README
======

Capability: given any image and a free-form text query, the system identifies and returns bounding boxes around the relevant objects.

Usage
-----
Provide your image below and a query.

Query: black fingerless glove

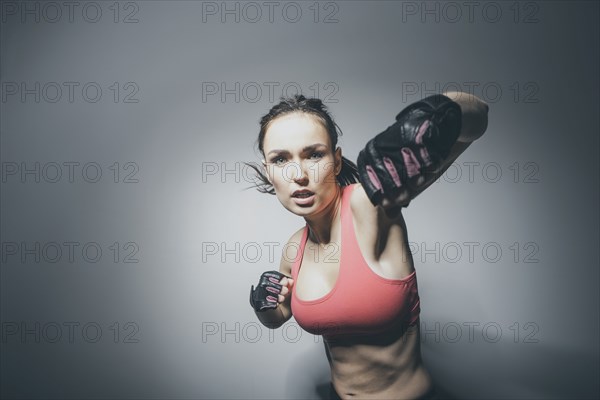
[357,94,462,206]
[249,270,289,312]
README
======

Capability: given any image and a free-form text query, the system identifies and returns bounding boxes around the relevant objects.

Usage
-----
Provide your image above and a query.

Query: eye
[271,156,287,166]
[310,151,324,160]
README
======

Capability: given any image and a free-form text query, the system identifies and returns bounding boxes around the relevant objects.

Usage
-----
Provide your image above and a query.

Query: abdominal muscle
[325,323,433,399]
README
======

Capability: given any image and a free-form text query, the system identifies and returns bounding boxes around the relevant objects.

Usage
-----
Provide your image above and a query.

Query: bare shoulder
[279,226,305,277]
[348,184,411,271]
[350,183,403,229]
[350,183,377,220]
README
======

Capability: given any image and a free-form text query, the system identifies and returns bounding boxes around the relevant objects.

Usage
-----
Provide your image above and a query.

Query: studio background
[1,1,598,399]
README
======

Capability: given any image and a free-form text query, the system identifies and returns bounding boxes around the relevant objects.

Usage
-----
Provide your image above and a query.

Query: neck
[304,185,343,245]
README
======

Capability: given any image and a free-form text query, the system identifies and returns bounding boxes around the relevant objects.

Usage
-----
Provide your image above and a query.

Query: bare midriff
[326,324,433,400]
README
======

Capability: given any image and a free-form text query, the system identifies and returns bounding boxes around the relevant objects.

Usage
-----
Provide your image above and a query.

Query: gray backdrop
[1,1,598,399]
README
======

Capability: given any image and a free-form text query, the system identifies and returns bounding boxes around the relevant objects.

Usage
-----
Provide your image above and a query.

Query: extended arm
[407,91,489,200]
[357,91,489,216]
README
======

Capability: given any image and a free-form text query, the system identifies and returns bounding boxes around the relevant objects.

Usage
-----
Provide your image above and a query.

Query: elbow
[258,319,288,330]
[255,309,287,330]
[263,321,284,329]
[455,95,490,143]
[476,102,490,140]
[463,109,489,142]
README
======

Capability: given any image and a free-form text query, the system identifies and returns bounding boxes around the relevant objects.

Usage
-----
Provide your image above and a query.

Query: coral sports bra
[291,183,421,339]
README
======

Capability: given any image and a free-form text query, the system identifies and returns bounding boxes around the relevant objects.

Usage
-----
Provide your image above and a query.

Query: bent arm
[254,231,298,329]
[254,272,292,329]
[255,300,291,329]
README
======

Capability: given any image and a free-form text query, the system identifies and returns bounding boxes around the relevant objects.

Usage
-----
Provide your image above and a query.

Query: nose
[288,161,308,184]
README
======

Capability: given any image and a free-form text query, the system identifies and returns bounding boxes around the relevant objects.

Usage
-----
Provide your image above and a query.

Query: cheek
[315,159,337,183]
[269,168,294,191]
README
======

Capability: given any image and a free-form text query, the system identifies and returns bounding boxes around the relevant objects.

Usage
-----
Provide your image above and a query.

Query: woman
[248,93,489,399]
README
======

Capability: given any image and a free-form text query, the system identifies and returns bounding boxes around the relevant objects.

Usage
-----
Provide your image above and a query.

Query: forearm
[358,91,489,211]
[254,305,289,329]
[409,140,471,200]
[409,92,488,200]
[443,91,489,143]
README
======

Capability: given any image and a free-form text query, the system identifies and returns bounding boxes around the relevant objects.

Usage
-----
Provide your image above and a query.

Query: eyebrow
[267,143,328,157]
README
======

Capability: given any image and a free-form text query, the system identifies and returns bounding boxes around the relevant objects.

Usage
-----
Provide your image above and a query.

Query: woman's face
[262,112,342,217]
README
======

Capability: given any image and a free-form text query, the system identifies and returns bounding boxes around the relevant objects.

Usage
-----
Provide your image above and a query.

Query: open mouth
[292,190,314,198]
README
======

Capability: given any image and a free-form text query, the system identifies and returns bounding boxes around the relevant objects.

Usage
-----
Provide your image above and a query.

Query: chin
[285,199,319,216]
[286,203,314,216]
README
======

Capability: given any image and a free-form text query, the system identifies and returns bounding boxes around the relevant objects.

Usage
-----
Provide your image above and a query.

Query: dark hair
[245,94,359,195]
